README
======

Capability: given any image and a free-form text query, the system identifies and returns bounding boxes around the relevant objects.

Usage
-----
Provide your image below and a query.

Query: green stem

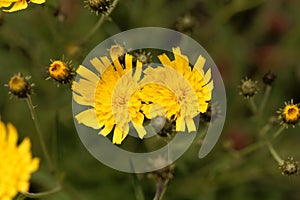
[273,126,285,139]
[132,174,145,200]
[26,96,55,173]
[22,184,62,199]
[153,179,170,200]
[81,0,120,45]
[259,85,272,113]
[267,142,284,165]
[258,124,271,138]
[237,141,266,157]
[248,98,258,114]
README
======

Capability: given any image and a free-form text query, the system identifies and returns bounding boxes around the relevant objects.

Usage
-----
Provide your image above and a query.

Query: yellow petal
[0,120,6,143]
[199,103,209,113]
[125,54,133,73]
[112,53,123,75]
[204,68,211,83]
[112,125,126,144]
[0,1,13,8]
[175,116,185,132]
[172,47,189,73]
[206,80,214,91]
[90,57,106,76]
[73,93,94,107]
[158,54,172,67]
[194,55,205,75]
[30,0,45,4]
[3,0,27,12]
[75,109,101,129]
[133,60,142,82]
[132,121,146,139]
[7,123,18,147]
[99,56,111,70]
[29,157,40,171]
[72,78,97,98]
[99,124,114,136]
[18,137,30,154]
[76,65,100,86]
[185,116,196,132]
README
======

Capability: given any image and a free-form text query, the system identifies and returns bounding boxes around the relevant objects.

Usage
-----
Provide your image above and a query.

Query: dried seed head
[263,71,276,85]
[175,13,197,34]
[85,0,111,15]
[280,157,298,176]
[134,50,152,64]
[239,77,259,98]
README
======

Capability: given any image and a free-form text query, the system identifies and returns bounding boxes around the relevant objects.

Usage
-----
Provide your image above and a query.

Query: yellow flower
[140,47,213,132]
[0,120,39,200]
[72,52,146,144]
[0,0,45,12]
[47,60,75,85]
[278,100,300,128]
[6,73,33,98]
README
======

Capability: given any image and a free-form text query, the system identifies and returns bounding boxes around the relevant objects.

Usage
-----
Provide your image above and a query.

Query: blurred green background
[1,0,300,199]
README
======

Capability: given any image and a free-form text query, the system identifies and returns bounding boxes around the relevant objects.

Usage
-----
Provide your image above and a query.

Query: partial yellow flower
[72,52,146,144]
[0,120,39,200]
[140,47,213,132]
[0,0,45,12]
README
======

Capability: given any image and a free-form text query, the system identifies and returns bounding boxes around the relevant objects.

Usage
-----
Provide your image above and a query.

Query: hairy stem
[26,96,55,173]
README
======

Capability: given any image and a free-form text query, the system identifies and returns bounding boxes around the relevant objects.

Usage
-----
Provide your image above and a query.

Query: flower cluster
[72,47,213,144]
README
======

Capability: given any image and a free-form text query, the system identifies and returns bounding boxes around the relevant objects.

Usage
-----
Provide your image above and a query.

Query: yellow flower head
[72,50,146,144]
[47,60,75,85]
[278,99,300,128]
[0,120,39,200]
[0,0,45,12]
[140,47,213,132]
[6,73,33,98]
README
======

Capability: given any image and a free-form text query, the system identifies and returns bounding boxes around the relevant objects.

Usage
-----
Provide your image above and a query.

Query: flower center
[9,76,26,92]
[49,61,68,79]
[288,107,297,117]
[284,105,299,121]
[116,96,127,106]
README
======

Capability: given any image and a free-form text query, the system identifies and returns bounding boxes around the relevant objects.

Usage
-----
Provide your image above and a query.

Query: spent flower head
[5,73,34,98]
[47,59,75,85]
[277,99,300,128]
[263,71,276,85]
[0,119,40,200]
[85,0,111,15]
[175,13,198,34]
[239,77,259,98]
[133,49,152,64]
[279,157,298,176]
